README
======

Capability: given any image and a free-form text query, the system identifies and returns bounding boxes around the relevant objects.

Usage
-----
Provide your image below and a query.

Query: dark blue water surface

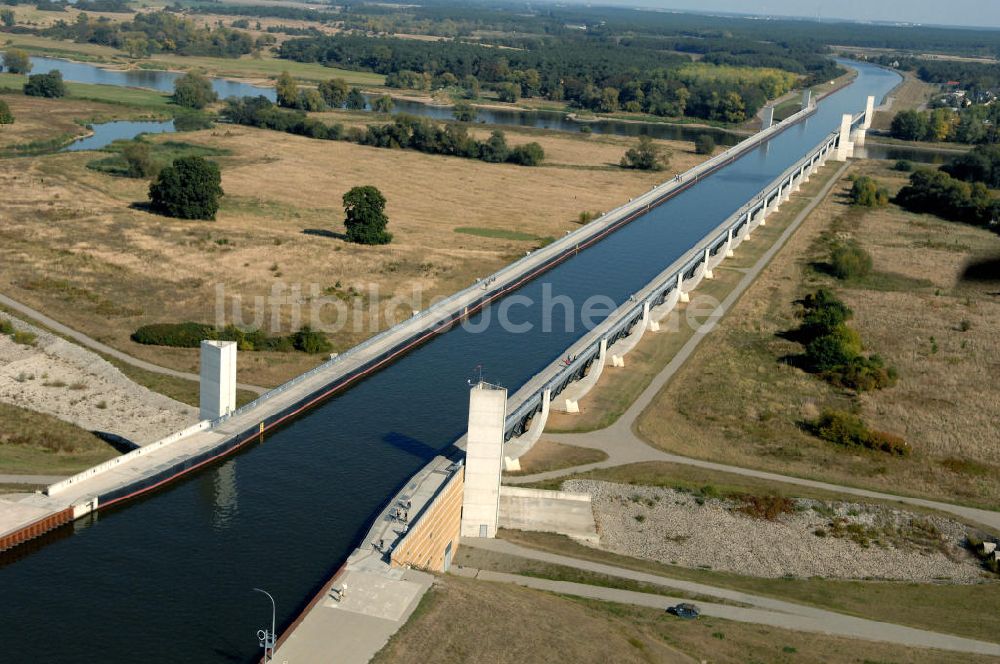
[0,62,899,663]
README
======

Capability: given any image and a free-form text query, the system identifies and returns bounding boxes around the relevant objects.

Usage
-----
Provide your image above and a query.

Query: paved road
[506,162,1000,534]
[461,538,1000,658]
[0,293,267,394]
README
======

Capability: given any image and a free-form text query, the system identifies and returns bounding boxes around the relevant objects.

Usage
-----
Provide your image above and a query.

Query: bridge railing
[504,124,843,436]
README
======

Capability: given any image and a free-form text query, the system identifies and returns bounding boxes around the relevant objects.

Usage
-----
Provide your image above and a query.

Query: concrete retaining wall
[498,486,598,544]
[391,469,464,572]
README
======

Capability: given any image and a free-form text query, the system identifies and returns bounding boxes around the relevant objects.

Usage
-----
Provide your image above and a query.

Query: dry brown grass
[371,573,995,664]
[506,439,608,476]
[0,402,118,475]
[636,160,1000,509]
[0,99,701,387]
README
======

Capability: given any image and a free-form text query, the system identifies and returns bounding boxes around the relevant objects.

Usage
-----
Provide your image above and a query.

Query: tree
[372,94,394,113]
[2,48,31,75]
[172,70,217,110]
[495,82,520,103]
[620,136,667,171]
[343,185,391,245]
[296,89,325,111]
[23,71,66,98]
[122,141,157,178]
[275,71,298,108]
[452,101,477,122]
[829,241,873,280]
[478,130,509,163]
[148,156,224,220]
[508,142,544,166]
[0,99,12,125]
[694,134,715,155]
[890,110,928,141]
[849,176,889,207]
[345,87,367,110]
[318,78,348,107]
[1,8,15,27]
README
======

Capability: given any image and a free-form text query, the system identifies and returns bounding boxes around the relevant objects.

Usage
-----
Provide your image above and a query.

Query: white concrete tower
[862,95,876,130]
[834,114,854,161]
[761,106,775,130]
[801,89,813,110]
[199,340,237,421]
[460,381,508,538]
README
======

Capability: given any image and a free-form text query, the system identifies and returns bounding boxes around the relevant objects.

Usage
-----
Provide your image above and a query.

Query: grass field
[0,73,173,111]
[506,439,609,476]
[0,402,118,475]
[371,573,996,664]
[497,529,1000,644]
[0,95,706,387]
[634,160,1000,509]
[871,71,937,131]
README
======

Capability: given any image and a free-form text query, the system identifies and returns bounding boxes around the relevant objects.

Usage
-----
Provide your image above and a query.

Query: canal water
[0,63,900,662]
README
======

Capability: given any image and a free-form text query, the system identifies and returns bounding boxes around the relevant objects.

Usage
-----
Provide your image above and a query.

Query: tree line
[42,10,269,58]
[277,33,797,123]
[220,95,545,166]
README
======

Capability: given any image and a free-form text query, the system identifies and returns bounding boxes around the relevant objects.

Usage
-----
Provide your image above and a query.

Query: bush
[131,322,214,347]
[508,142,545,166]
[824,354,897,392]
[2,48,31,74]
[172,109,214,132]
[292,326,332,354]
[621,135,667,171]
[849,176,889,207]
[0,99,12,125]
[829,241,873,280]
[148,155,223,220]
[893,159,913,172]
[23,71,67,98]
[172,71,217,109]
[808,409,909,456]
[737,493,795,521]
[121,142,158,178]
[895,168,999,229]
[694,134,716,155]
[452,101,477,122]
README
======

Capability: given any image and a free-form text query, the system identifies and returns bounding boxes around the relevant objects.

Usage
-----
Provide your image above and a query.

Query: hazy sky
[610,0,1000,28]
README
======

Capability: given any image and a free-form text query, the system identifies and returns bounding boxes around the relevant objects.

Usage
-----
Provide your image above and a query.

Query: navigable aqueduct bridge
[0,62,902,663]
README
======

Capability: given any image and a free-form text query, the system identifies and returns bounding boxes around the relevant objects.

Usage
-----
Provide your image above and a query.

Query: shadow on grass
[961,256,1000,285]
[302,228,347,240]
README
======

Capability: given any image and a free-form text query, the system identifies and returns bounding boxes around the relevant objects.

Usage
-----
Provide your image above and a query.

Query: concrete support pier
[801,89,813,110]
[761,105,774,130]
[460,382,507,538]
[199,340,236,421]
[835,113,854,161]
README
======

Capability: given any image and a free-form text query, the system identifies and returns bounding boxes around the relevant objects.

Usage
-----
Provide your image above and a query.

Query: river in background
[0,62,901,663]
[21,54,960,160]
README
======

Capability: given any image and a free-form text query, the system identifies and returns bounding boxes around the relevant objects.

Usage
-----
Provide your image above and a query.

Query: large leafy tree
[318,78,349,107]
[2,48,31,74]
[275,71,298,108]
[148,156,224,220]
[23,71,67,98]
[172,71,217,109]
[343,185,392,245]
[620,135,668,171]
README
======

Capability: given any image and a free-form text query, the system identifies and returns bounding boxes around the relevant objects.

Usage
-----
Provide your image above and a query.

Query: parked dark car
[667,603,700,619]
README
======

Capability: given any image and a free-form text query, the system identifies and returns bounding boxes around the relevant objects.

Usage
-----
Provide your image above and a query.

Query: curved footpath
[0,293,267,394]
[459,538,1000,657]
[505,162,1000,534]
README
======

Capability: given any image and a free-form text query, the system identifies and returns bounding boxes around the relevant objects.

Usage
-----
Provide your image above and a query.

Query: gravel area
[0,313,197,445]
[565,479,986,583]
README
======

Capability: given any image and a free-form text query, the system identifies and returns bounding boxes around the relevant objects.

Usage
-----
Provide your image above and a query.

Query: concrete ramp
[498,486,598,544]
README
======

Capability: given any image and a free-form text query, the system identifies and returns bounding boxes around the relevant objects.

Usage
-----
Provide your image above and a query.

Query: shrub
[2,48,31,74]
[172,70,217,109]
[0,99,12,125]
[292,326,332,354]
[508,142,545,166]
[452,101,477,122]
[829,241,873,280]
[122,142,158,178]
[621,135,667,171]
[148,155,223,220]
[172,109,214,131]
[131,322,215,347]
[694,134,716,155]
[12,330,36,346]
[824,354,897,391]
[24,71,67,98]
[808,409,909,456]
[0,319,13,335]
[737,493,796,521]
[893,159,913,172]
[849,176,889,207]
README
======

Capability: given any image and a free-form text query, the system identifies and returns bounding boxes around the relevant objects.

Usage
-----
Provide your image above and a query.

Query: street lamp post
[253,588,276,662]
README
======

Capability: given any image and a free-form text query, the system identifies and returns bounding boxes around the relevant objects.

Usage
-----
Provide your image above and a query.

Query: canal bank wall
[0,95,825,554]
